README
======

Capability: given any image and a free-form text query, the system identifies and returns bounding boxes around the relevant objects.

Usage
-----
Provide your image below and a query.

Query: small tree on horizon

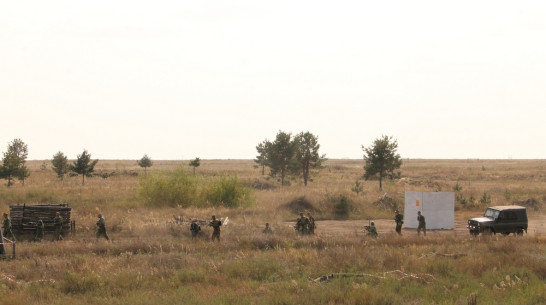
[362,135,402,190]
[137,154,153,175]
[0,138,29,187]
[51,151,69,183]
[70,149,99,186]
[189,157,200,175]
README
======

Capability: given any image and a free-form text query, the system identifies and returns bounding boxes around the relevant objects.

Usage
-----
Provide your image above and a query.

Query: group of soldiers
[291,209,426,238]
[295,212,316,235]
[392,209,426,236]
[2,209,428,244]
[1,212,110,242]
[189,215,223,241]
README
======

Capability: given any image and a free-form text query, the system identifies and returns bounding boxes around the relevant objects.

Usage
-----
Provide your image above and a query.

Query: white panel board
[404,191,454,230]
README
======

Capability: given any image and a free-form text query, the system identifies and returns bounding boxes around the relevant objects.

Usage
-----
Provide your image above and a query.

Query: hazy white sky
[1,1,545,160]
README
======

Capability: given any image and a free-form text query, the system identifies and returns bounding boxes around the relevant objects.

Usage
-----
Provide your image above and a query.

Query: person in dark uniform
[190,219,201,238]
[96,213,110,240]
[394,210,403,235]
[54,212,63,241]
[209,215,222,242]
[417,211,426,236]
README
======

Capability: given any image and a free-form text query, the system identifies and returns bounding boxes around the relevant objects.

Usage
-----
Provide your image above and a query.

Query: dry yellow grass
[0,159,544,304]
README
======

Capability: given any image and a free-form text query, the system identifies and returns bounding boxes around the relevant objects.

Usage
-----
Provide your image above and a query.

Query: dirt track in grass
[287,214,546,238]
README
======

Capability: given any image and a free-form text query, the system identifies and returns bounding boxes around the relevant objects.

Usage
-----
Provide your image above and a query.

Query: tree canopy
[51,151,69,182]
[70,150,99,186]
[266,131,295,186]
[0,138,29,186]
[362,135,402,190]
[256,130,325,186]
[137,154,153,174]
[189,157,200,175]
[254,140,271,176]
[293,131,327,186]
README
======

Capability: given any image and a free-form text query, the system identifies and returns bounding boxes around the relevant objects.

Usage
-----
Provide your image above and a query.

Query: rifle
[363,218,371,233]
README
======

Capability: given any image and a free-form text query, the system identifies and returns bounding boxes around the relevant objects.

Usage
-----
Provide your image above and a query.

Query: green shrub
[456,193,467,205]
[453,182,462,192]
[138,168,197,207]
[204,176,252,208]
[351,180,364,195]
[480,191,491,204]
[333,195,351,218]
[138,170,252,208]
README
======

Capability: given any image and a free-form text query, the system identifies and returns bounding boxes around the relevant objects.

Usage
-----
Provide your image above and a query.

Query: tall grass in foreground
[1,228,545,305]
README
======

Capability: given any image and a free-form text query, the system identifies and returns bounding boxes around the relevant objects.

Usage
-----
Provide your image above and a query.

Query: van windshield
[484,208,499,219]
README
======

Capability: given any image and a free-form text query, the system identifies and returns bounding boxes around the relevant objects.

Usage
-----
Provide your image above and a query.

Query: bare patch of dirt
[288,214,546,237]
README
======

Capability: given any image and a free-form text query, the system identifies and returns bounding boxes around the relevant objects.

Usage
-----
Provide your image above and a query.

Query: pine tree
[362,135,402,190]
[51,151,69,183]
[0,138,29,187]
[137,154,153,175]
[70,150,99,186]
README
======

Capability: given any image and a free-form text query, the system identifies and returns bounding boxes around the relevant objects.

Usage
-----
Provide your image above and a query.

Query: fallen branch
[1,273,55,285]
[419,252,467,259]
[313,270,436,284]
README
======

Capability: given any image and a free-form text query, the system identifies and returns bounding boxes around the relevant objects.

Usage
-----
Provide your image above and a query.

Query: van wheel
[501,232,510,236]
[516,228,524,236]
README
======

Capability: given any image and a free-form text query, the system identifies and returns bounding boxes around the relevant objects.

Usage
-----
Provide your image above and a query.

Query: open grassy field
[0,159,545,305]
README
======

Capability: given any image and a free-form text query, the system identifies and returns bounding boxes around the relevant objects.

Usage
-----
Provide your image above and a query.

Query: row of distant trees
[0,138,101,186]
[1,134,402,190]
[0,138,202,187]
[255,131,402,189]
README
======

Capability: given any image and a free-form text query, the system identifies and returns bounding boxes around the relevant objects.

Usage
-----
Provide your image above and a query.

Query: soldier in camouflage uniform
[2,213,15,241]
[417,211,426,236]
[35,219,45,242]
[394,210,403,235]
[190,219,201,238]
[307,213,316,234]
[263,223,273,234]
[209,215,222,242]
[54,212,63,240]
[366,222,378,238]
[96,213,110,240]
[295,213,309,235]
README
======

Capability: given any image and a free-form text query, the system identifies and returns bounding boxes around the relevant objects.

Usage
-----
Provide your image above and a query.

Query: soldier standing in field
[295,212,309,235]
[307,213,316,234]
[417,211,426,236]
[394,210,403,235]
[54,212,63,240]
[190,219,201,238]
[96,213,110,240]
[35,219,45,242]
[2,213,15,242]
[209,215,222,242]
